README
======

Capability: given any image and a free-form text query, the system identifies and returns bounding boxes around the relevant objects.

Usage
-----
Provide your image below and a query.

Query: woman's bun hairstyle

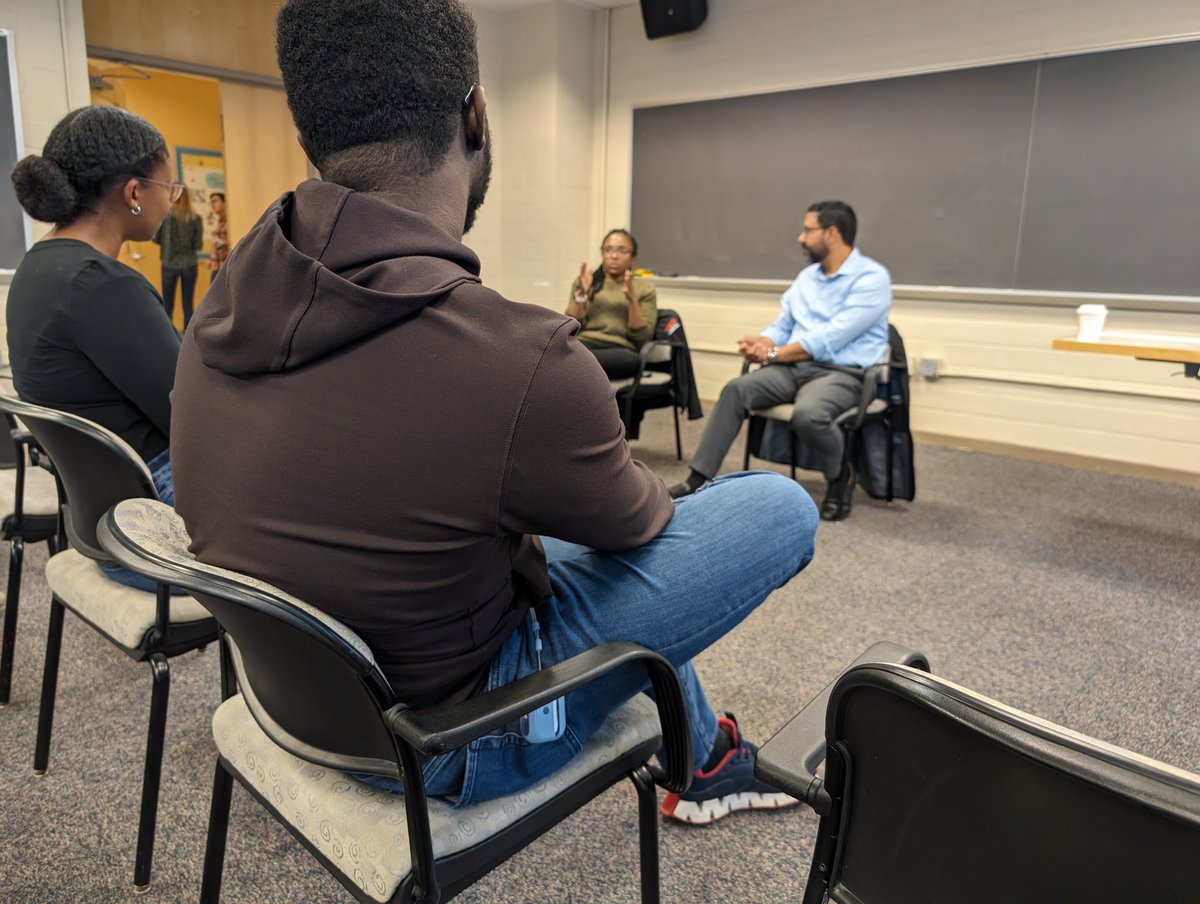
[10,105,167,226]
[11,155,78,224]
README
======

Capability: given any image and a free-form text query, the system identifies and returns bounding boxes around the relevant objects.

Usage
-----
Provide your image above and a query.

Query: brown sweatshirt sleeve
[499,320,673,551]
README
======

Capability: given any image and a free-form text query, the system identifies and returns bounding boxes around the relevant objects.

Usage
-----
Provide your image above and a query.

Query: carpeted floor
[1,412,1197,903]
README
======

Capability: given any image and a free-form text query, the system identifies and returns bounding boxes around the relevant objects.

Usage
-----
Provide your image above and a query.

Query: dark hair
[589,229,638,302]
[10,105,167,226]
[209,192,225,202]
[276,0,480,183]
[807,200,857,246]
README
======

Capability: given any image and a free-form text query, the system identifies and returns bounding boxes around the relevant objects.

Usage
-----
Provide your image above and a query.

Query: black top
[6,238,181,462]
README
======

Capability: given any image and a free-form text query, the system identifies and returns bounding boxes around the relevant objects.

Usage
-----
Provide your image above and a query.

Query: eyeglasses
[602,245,633,256]
[463,84,479,109]
[799,224,827,234]
[139,178,187,203]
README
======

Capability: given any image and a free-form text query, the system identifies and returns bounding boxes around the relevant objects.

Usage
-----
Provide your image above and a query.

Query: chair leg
[743,415,762,471]
[631,764,661,904]
[33,597,65,774]
[0,536,24,705]
[200,759,235,904]
[672,405,682,461]
[133,654,171,893]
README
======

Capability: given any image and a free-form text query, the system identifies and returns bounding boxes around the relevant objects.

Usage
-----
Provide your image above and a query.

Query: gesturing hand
[736,335,770,362]
[578,261,594,296]
[623,269,636,305]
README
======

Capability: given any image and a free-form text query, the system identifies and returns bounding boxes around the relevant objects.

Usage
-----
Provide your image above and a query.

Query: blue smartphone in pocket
[520,608,567,743]
[520,696,566,743]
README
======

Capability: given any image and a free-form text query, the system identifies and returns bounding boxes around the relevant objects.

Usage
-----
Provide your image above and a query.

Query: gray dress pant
[691,361,864,481]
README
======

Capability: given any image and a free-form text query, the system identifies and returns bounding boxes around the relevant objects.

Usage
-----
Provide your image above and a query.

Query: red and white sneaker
[660,714,799,825]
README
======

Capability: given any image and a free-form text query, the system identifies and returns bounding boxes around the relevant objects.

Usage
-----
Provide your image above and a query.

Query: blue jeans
[362,471,818,806]
[100,449,187,594]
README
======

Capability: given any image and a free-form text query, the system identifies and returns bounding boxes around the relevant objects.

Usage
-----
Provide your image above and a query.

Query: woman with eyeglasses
[152,184,203,328]
[7,105,182,589]
[566,228,657,379]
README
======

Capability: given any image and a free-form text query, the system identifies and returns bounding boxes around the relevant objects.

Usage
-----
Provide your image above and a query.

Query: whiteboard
[630,40,1200,296]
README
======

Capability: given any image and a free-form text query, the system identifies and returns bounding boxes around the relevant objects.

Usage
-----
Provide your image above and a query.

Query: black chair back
[0,396,154,561]
[97,499,404,776]
[808,663,1200,904]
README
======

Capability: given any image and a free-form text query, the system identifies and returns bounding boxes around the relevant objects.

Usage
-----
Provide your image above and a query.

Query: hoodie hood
[191,179,481,376]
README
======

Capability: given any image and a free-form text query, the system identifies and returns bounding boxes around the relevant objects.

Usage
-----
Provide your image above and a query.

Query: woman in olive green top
[152,188,204,328]
[566,229,656,379]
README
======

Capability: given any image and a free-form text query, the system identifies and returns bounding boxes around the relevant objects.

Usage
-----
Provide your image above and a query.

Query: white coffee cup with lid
[1075,304,1108,341]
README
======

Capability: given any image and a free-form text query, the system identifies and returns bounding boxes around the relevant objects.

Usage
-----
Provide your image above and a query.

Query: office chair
[743,324,914,520]
[97,497,695,904]
[611,309,701,460]
[756,654,1200,904]
[0,408,62,705]
[0,395,217,893]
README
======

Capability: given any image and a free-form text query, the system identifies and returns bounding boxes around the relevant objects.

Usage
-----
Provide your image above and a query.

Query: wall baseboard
[912,430,1200,488]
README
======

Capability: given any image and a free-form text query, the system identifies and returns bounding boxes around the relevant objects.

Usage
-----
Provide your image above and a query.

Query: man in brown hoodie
[170,0,818,824]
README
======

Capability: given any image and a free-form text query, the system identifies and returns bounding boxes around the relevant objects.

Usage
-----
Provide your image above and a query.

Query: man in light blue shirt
[670,201,891,519]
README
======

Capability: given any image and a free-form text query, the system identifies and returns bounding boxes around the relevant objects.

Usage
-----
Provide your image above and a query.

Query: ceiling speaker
[640,0,708,40]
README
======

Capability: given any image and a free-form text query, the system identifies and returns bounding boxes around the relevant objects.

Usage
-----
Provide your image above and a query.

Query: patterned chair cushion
[44,549,212,648]
[109,500,376,663]
[0,463,59,517]
[610,370,673,392]
[213,692,662,903]
[751,403,796,422]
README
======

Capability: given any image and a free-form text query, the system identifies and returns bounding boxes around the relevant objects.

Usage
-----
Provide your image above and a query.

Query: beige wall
[5,0,1198,478]
[219,81,310,243]
[577,0,1200,479]
[654,280,1200,481]
[474,1,601,310]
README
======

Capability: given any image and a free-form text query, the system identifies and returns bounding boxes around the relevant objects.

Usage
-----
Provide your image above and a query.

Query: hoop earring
[130,204,141,216]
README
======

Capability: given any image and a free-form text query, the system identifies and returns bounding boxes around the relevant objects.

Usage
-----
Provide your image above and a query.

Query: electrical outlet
[919,357,942,380]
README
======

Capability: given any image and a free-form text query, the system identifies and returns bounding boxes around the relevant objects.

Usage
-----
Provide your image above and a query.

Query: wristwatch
[766,345,779,364]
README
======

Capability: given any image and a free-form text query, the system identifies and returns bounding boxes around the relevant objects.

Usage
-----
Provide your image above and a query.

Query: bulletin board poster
[176,148,225,260]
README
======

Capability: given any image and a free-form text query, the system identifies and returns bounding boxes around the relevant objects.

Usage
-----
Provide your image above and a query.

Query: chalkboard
[630,40,1200,296]
[0,30,28,271]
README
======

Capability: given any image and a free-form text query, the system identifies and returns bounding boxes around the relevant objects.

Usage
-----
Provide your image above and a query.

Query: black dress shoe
[668,481,695,499]
[820,464,856,521]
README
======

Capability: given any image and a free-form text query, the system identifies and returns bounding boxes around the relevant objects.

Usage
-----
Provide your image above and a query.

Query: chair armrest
[387,640,693,792]
[639,338,670,367]
[21,435,57,475]
[841,360,888,432]
[755,641,930,815]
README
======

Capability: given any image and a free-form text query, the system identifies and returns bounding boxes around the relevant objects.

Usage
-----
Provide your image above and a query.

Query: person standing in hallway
[153,187,203,328]
[206,191,228,283]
